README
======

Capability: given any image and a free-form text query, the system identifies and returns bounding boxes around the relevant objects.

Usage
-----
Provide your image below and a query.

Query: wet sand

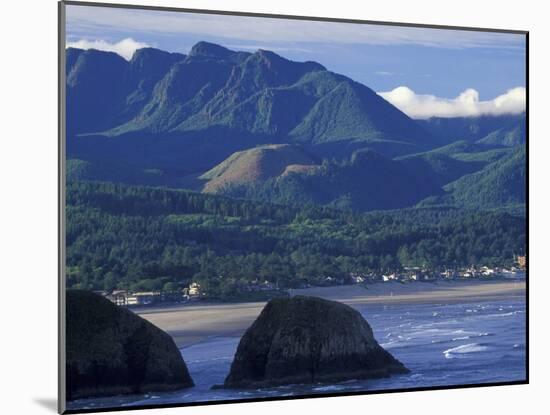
[136,280,525,348]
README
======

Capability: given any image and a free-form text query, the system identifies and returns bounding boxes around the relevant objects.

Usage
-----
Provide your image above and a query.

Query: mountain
[200,144,318,193]
[476,113,526,147]
[66,48,184,135]
[67,41,440,174]
[67,159,169,187]
[65,42,525,213]
[206,147,443,211]
[66,47,185,136]
[67,48,128,135]
[397,151,483,187]
[417,113,526,146]
[395,139,515,186]
[419,145,526,208]
[406,140,491,157]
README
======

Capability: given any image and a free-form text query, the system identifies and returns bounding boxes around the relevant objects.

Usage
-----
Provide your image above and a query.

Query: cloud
[66,37,149,60]
[378,86,526,119]
[66,5,525,51]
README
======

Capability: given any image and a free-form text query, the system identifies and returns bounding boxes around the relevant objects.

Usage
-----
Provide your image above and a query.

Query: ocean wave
[408,328,470,339]
[443,343,489,359]
[411,319,459,329]
[492,310,525,317]
[470,310,525,320]
[451,332,490,341]
[426,331,491,346]
[513,343,526,350]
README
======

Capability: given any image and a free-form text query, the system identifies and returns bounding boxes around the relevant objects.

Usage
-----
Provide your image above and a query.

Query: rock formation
[66,290,194,400]
[222,296,409,388]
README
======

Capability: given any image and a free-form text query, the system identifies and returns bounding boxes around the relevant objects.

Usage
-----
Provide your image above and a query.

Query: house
[517,255,527,269]
[188,282,201,298]
[481,266,496,277]
[126,292,160,306]
[441,270,457,279]
[350,273,365,284]
[382,273,398,282]
[106,290,128,306]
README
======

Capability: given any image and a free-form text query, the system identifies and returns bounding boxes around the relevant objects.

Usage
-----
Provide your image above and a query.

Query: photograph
[60,1,527,412]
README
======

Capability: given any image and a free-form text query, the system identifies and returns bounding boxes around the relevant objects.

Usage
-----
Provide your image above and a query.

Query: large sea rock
[66,290,194,400]
[222,296,409,388]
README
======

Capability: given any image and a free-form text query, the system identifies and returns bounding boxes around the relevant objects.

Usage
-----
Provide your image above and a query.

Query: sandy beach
[136,280,525,348]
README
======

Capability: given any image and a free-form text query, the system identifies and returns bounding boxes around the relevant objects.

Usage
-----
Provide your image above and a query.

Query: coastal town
[95,256,526,307]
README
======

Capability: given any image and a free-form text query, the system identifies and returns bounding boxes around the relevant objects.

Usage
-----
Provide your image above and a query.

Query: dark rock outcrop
[66,290,194,400]
[222,296,409,388]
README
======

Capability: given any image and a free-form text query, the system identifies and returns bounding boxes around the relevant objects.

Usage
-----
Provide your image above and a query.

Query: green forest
[66,181,526,299]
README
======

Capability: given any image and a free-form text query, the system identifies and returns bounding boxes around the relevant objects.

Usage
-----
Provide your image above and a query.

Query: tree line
[66,181,526,298]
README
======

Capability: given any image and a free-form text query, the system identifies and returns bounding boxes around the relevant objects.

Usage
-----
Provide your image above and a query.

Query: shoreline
[136,279,525,349]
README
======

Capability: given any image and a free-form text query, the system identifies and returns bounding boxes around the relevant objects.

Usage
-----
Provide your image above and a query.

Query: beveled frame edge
[58,1,67,413]
[57,1,529,414]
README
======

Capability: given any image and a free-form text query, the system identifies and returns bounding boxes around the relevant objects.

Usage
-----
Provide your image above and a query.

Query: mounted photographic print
[58,1,528,413]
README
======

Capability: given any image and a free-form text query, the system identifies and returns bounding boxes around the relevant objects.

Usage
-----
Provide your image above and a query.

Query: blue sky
[65,4,526,119]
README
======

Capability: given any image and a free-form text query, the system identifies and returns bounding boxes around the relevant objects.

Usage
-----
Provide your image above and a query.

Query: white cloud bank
[378,86,526,119]
[66,38,149,60]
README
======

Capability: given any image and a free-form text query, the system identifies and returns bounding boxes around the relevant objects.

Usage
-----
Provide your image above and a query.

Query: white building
[382,273,398,282]
[188,282,201,297]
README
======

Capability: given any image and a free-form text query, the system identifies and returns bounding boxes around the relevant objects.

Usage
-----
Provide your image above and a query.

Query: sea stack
[222,296,409,388]
[66,290,194,400]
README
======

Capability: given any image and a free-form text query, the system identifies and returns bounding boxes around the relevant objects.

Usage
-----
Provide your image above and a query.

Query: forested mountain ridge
[67,47,185,135]
[419,145,526,208]
[201,146,443,211]
[66,42,526,214]
[68,41,433,147]
[66,41,440,171]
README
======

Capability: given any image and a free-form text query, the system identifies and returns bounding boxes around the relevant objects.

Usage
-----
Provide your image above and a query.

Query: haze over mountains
[66,41,526,212]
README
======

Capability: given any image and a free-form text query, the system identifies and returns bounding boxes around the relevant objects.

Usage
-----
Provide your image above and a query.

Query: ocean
[67,297,526,411]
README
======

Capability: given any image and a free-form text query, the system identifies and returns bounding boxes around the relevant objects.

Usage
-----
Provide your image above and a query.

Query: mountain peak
[66,47,84,54]
[200,144,318,193]
[252,48,326,72]
[189,41,233,59]
[131,47,185,64]
[66,47,85,71]
[255,48,280,59]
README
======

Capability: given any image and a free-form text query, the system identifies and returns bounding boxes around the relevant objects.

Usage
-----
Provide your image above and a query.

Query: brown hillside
[201,144,318,193]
